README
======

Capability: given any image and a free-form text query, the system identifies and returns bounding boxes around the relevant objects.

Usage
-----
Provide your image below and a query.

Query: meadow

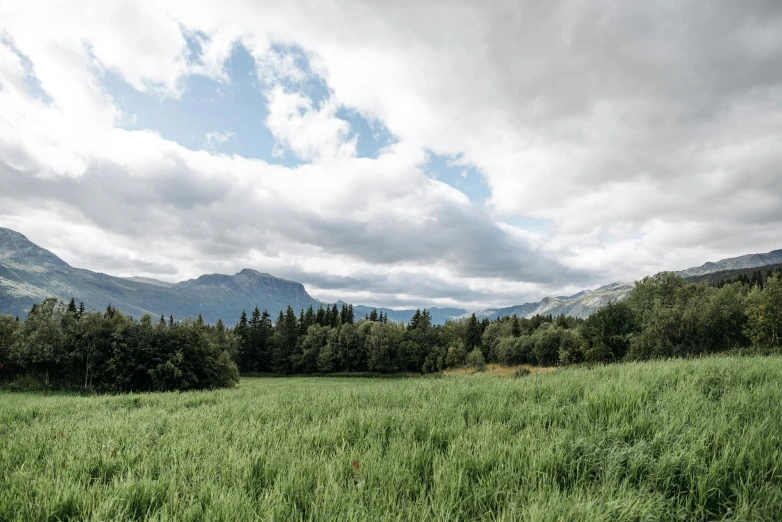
[1,356,782,521]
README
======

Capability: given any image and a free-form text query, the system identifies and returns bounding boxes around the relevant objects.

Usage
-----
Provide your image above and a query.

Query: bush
[511,367,530,378]
[445,341,467,368]
[466,348,486,371]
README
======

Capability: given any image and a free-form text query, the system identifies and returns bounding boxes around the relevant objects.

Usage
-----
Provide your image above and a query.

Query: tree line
[0,299,238,391]
[1,270,781,390]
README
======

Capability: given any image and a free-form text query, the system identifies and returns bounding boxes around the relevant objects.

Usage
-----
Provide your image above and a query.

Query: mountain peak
[0,227,69,268]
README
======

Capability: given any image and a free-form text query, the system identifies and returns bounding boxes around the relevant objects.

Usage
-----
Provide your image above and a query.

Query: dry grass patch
[443,363,556,376]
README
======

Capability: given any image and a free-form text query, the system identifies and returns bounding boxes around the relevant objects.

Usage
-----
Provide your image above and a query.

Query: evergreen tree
[331,304,340,328]
[511,314,521,337]
[67,298,77,315]
[465,313,482,352]
[280,306,299,373]
[304,305,315,330]
[249,307,263,372]
[409,309,422,329]
[236,310,250,372]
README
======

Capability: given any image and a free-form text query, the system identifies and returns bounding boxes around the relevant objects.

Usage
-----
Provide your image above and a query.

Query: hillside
[3,226,780,324]
[466,281,636,320]
[0,228,321,323]
[677,249,782,277]
[683,262,782,287]
[0,227,466,324]
[466,248,782,320]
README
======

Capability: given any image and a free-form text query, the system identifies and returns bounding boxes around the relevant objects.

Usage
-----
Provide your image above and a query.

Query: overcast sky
[1,1,781,310]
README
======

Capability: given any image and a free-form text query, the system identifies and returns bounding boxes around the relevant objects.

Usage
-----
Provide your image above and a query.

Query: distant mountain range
[464,281,637,321]
[1,226,780,324]
[675,250,782,277]
[464,249,782,320]
[0,227,464,324]
[0,227,320,323]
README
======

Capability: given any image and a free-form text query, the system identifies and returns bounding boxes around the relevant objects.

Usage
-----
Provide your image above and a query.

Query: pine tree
[259,310,272,372]
[511,314,521,337]
[304,305,315,329]
[159,314,166,327]
[236,310,251,372]
[299,309,307,335]
[465,313,482,352]
[331,304,340,328]
[347,304,355,325]
[409,309,422,329]
[278,306,299,373]
[67,298,77,314]
[77,302,86,319]
[169,314,174,327]
[369,308,379,322]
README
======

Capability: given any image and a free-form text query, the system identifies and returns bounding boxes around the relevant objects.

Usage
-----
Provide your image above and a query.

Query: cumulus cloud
[265,85,356,161]
[1,0,781,309]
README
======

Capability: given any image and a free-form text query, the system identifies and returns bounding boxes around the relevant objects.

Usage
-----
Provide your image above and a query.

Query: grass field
[2,357,782,521]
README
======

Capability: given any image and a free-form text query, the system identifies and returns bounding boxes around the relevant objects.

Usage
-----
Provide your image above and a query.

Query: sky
[1,1,781,310]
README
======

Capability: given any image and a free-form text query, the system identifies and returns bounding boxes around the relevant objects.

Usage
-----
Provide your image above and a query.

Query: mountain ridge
[2,227,780,324]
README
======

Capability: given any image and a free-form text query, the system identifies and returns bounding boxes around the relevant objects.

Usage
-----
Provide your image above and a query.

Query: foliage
[2,299,238,391]
[3,270,781,388]
[465,348,485,371]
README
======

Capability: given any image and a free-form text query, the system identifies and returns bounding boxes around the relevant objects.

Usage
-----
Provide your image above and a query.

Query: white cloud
[264,85,356,162]
[1,0,782,308]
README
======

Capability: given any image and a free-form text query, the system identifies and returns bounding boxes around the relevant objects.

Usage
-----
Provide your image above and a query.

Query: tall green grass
[1,356,781,521]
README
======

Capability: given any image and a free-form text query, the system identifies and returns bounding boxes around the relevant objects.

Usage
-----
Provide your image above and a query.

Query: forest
[0,269,780,391]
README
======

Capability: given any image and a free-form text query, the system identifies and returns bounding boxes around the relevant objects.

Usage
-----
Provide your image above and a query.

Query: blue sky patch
[424,152,491,208]
[336,108,396,158]
[1,39,53,104]
[499,216,553,236]
[102,40,397,167]
[105,44,303,166]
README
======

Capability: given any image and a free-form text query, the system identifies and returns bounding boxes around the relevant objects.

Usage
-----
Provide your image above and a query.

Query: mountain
[3,226,780,324]
[682,262,782,287]
[465,247,782,321]
[676,249,782,277]
[123,276,174,288]
[0,227,464,325]
[352,305,466,325]
[466,282,637,321]
[0,227,321,323]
